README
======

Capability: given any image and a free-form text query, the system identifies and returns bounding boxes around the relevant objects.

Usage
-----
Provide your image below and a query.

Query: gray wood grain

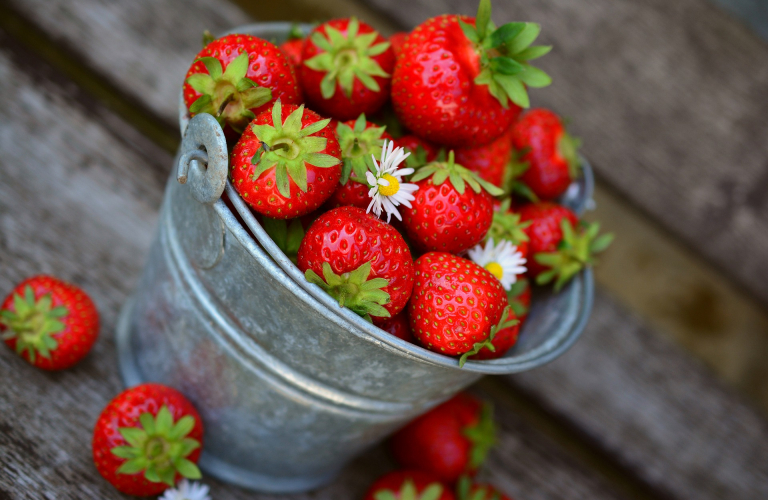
[357,0,768,308]
[0,45,624,500]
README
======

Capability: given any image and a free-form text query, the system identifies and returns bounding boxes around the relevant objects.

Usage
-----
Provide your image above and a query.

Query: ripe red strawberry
[183,34,302,135]
[92,384,203,497]
[301,18,395,121]
[231,101,342,219]
[519,202,613,289]
[487,199,530,260]
[0,275,98,370]
[403,152,501,254]
[391,393,495,483]
[394,135,439,170]
[325,179,371,210]
[470,308,519,360]
[279,24,306,69]
[409,253,516,364]
[456,477,512,500]
[389,31,408,58]
[454,131,514,188]
[391,0,551,148]
[364,470,455,500]
[379,311,415,343]
[298,206,415,321]
[511,108,581,200]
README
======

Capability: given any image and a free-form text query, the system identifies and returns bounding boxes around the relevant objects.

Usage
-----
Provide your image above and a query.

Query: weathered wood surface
[0,41,626,500]
[357,0,768,309]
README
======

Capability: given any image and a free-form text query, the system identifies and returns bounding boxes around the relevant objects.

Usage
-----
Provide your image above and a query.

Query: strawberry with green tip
[336,113,392,183]
[364,470,455,500]
[403,152,503,254]
[0,275,99,370]
[519,202,613,290]
[92,383,204,497]
[183,34,302,135]
[231,101,342,219]
[391,0,551,148]
[301,18,395,121]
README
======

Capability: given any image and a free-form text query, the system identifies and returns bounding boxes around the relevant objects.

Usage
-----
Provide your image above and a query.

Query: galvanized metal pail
[115,22,594,494]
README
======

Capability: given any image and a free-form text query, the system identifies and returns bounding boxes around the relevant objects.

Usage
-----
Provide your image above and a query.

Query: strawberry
[408,253,516,364]
[394,135,439,170]
[298,206,415,321]
[469,307,519,360]
[364,470,455,500]
[324,179,371,210]
[389,31,408,58]
[454,130,514,188]
[301,18,395,121]
[92,383,203,497]
[183,34,302,135]
[519,202,613,289]
[231,101,342,219]
[337,113,393,184]
[456,477,512,500]
[391,0,551,148]
[403,152,502,254]
[391,393,495,483]
[486,199,530,260]
[379,311,415,343]
[0,275,98,370]
[279,24,306,69]
[511,108,581,200]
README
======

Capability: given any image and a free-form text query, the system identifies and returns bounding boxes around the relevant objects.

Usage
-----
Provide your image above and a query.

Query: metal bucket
[115,22,594,494]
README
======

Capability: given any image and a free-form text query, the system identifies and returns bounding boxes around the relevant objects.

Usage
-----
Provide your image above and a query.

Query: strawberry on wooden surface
[231,101,342,219]
[301,18,395,121]
[391,0,551,148]
[92,384,204,497]
[0,275,99,370]
[364,470,455,500]
[183,34,302,135]
[511,108,581,200]
[298,206,415,322]
[403,152,501,254]
[391,393,496,483]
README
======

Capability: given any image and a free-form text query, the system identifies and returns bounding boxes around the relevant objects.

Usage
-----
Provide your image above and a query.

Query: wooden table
[1,0,768,498]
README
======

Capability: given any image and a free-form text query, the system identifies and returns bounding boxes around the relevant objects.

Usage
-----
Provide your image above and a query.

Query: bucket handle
[176,113,228,205]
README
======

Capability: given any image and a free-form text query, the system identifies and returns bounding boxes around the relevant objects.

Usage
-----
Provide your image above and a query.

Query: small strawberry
[389,31,408,58]
[454,131,514,188]
[391,393,496,483]
[279,24,306,69]
[519,202,613,290]
[183,34,302,135]
[394,135,439,170]
[92,383,204,497]
[298,206,415,321]
[379,311,415,343]
[511,108,581,200]
[364,470,455,500]
[486,199,531,260]
[456,477,512,500]
[231,101,342,219]
[403,152,502,254]
[0,275,98,370]
[408,253,516,364]
[391,0,551,148]
[301,18,395,121]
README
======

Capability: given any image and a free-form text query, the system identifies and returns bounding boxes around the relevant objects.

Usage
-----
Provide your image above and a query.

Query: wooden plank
[0,40,625,500]
[356,0,768,309]
[507,290,768,500]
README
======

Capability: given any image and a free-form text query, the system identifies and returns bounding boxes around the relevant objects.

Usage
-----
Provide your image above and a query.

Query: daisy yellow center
[485,262,504,280]
[379,174,400,196]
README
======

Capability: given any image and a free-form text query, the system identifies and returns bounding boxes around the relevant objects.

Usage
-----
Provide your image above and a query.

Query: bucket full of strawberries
[116,3,610,494]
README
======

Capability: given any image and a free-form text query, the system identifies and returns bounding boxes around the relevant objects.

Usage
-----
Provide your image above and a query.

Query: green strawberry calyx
[558,130,582,181]
[304,17,391,99]
[337,113,388,184]
[458,305,518,367]
[411,150,504,197]
[0,286,68,363]
[456,476,503,500]
[506,277,529,317]
[501,149,539,202]
[460,0,552,108]
[186,51,273,133]
[405,144,432,170]
[535,219,614,291]
[374,479,445,500]
[463,402,497,470]
[250,100,341,198]
[110,405,202,487]
[487,198,531,245]
[305,261,391,322]
[261,217,305,264]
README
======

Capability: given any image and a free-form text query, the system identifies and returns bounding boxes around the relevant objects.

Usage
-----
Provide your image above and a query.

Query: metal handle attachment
[177,113,228,205]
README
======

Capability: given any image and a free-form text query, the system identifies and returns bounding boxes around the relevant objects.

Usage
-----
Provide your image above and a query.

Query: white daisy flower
[159,480,211,500]
[366,140,419,223]
[467,238,527,290]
